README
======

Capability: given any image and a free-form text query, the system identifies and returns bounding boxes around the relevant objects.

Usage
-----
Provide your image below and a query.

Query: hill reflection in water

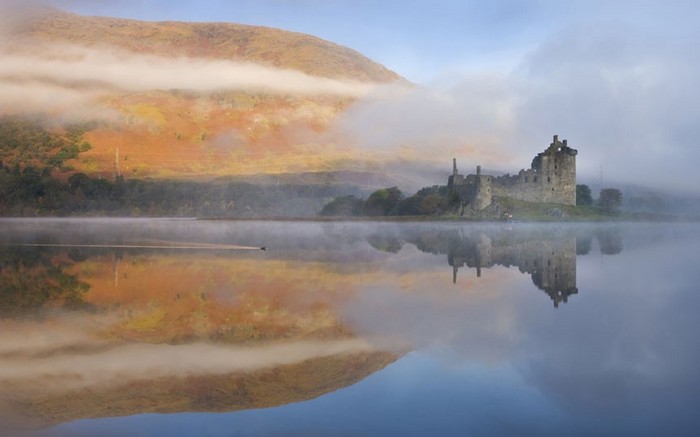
[0,219,697,437]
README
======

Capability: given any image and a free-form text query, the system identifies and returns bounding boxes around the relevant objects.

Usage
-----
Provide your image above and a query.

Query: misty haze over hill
[0,1,699,210]
[0,6,405,182]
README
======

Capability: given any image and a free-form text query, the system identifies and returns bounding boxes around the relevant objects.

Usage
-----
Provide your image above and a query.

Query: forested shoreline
[0,116,360,217]
[0,168,357,217]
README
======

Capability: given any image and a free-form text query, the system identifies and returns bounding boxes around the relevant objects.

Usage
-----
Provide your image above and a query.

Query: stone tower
[449,162,492,211]
[466,165,493,211]
[530,135,578,205]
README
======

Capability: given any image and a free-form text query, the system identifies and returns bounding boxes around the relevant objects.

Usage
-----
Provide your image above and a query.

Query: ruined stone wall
[467,174,493,211]
[492,139,577,206]
[448,135,577,209]
[449,166,493,211]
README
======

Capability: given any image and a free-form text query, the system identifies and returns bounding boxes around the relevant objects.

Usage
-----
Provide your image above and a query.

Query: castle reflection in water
[396,225,622,308]
[447,232,578,307]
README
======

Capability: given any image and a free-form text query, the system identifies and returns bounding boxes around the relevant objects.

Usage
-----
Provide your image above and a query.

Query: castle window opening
[547,176,551,183]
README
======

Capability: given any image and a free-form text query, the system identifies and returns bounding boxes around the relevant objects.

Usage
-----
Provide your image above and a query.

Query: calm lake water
[0,219,698,437]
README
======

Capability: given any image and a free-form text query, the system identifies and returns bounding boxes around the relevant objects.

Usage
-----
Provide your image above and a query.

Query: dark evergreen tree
[576,184,594,206]
[598,188,623,214]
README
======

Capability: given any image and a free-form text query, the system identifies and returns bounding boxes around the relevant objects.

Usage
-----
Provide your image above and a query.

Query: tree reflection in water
[0,246,91,317]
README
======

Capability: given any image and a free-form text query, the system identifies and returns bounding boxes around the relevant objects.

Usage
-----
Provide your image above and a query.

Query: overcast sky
[19,1,700,191]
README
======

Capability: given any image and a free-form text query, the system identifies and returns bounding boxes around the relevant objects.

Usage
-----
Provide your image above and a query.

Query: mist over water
[1,3,698,434]
[1,219,699,436]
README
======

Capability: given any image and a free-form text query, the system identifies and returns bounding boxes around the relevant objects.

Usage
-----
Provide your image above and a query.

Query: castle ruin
[448,135,578,209]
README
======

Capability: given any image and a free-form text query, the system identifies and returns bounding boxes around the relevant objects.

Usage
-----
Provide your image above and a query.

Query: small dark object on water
[260,246,266,251]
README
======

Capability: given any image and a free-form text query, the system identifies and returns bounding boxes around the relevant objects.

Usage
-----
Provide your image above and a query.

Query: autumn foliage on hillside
[2,9,405,180]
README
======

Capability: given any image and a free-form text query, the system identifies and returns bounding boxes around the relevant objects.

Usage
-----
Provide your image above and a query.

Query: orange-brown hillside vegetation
[0,248,399,427]
[6,9,405,180]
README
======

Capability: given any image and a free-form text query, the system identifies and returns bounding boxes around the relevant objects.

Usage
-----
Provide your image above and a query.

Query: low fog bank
[0,339,373,392]
[590,182,700,216]
[0,41,375,120]
[333,19,700,195]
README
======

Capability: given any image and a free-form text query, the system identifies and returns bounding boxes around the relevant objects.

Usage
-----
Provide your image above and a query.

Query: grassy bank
[491,197,687,222]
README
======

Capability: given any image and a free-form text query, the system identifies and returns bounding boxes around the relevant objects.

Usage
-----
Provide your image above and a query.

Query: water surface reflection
[0,219,697,436]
